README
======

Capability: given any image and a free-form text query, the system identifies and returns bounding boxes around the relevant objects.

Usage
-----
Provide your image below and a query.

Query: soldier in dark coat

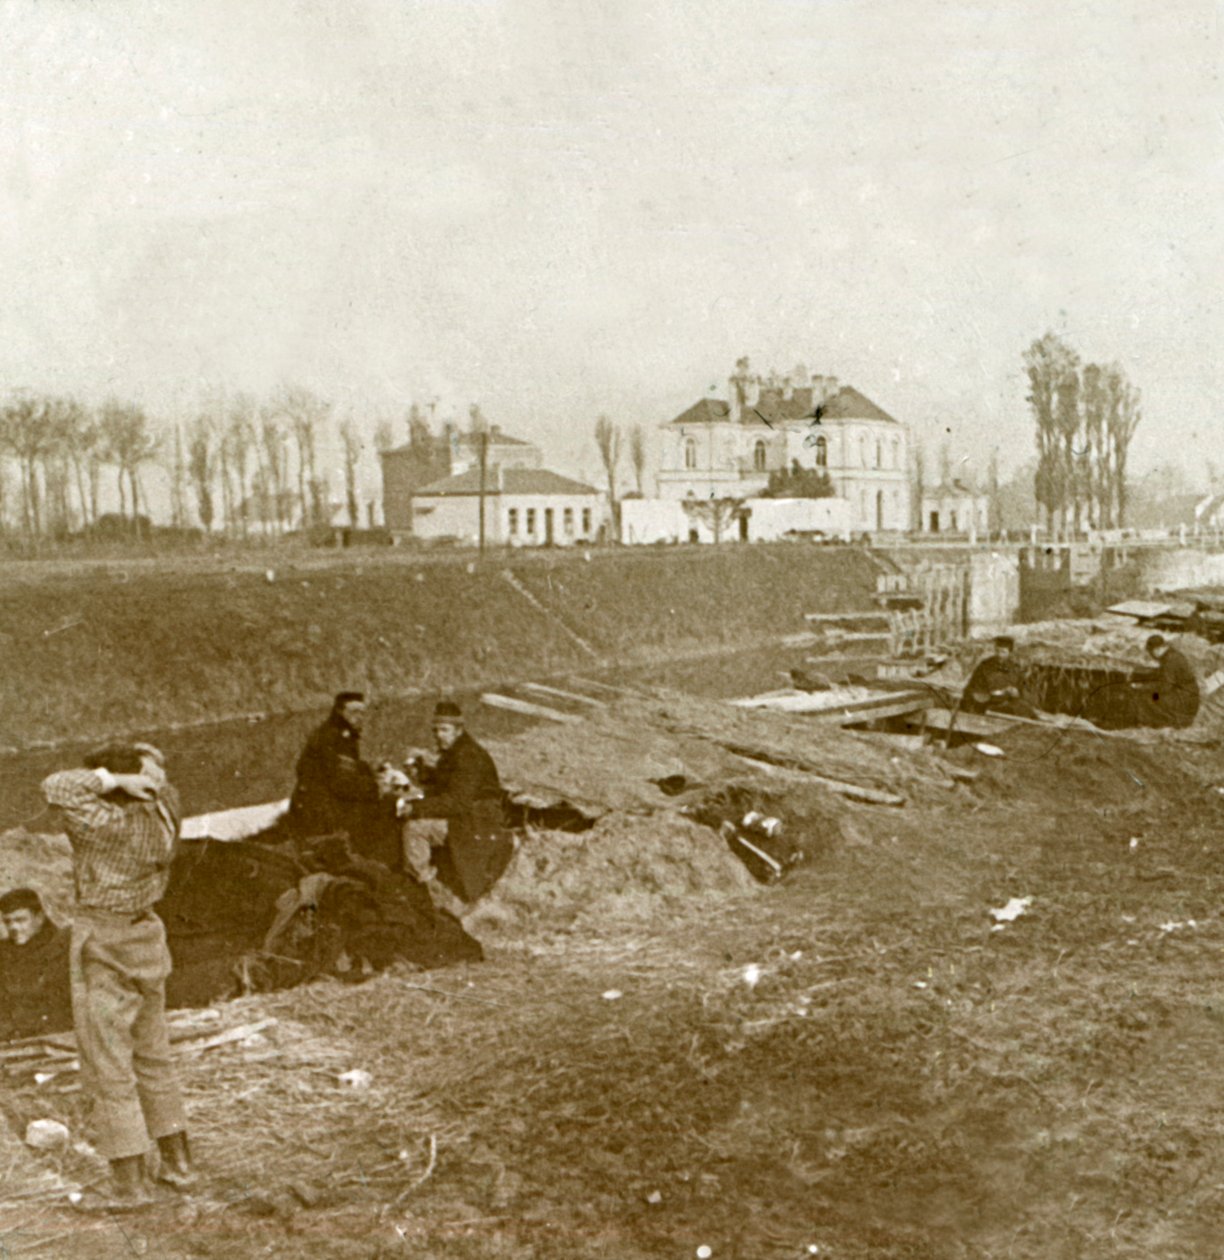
[407,701,514,903]
[961,636,1037,718]
[286,692,401,868]
[0,888,72,1040]
[1131,635,1200,729]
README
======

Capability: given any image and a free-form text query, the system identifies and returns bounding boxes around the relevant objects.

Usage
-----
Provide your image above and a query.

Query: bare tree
[1024,333,1080,536]
[166,425,189,529]
[187,418,217,533]
[0,394,52,534]
[986,448,1001,537]
[52,399,102,528]
[256,406,291,534]
[594,414,623,539]
[223,395,258,537]
[98,401,160,523]
[681,495,743,544]
[271,385,331,528]
[1104,365,1142,528]
[629,423,647,495]
[339,418,362,528]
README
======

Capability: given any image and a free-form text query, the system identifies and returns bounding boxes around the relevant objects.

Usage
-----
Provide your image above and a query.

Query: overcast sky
[1,0,1220,493]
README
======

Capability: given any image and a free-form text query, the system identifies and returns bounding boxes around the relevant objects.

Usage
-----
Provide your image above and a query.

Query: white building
[920,480,989,536]
[410,466,607,547]
[656,359,911,533]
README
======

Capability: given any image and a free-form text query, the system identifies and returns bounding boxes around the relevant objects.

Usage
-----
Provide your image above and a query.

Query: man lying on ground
[0,888,72,1041]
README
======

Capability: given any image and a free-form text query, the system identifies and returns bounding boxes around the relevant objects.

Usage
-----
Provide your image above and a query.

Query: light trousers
[70,910,187,1160]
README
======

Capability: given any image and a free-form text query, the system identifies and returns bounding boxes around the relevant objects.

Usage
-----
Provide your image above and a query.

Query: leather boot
[155,1131,196,1190]
[109,1154,154,1205]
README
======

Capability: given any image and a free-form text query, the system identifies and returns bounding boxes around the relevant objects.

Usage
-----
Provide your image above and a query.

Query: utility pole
[478,427,489,557]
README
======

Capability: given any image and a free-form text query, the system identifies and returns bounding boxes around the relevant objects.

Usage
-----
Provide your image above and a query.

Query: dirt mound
[470,813,757,931]
[0,828,73,927]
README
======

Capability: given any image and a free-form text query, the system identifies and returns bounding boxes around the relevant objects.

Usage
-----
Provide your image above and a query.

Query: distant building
[655,359,911,533]
[920,480,989,535]
[380,423,542,534]
[409,467,606,547]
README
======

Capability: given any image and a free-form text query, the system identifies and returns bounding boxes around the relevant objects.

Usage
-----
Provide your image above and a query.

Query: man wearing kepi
[961,635,1037,718]
[407,701,514,903]
[287,690,401,866]
[1131,634,1200,729]
[40,742,193,1204]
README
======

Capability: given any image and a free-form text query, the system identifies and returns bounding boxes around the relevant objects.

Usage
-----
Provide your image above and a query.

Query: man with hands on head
[40,741,193,1206]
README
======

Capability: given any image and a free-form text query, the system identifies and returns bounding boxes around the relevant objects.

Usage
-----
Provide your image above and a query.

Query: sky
[1,0,1220,506]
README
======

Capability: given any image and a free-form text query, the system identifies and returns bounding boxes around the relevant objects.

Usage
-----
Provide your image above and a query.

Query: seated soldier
[1131,634,1200,729]
[962,635,1038,718]
[0,888,73,1040]
[286,691,402,868]
[404,701,514,904]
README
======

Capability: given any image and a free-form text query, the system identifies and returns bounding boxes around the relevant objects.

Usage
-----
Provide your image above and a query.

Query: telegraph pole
[478,427,489,557]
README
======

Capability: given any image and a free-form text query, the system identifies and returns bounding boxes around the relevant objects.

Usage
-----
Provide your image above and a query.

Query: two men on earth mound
[286,690,514,904]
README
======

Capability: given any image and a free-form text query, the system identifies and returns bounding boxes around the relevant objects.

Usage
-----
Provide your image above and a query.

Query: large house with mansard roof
[656,358,912,533]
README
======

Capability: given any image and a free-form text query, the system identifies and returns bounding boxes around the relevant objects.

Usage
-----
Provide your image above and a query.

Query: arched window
[891,437,900,469]
[814,435,827,467]
[684,437,697,470]
[859,436,868,467]
[875,441,882,469]
[753,439,767,472]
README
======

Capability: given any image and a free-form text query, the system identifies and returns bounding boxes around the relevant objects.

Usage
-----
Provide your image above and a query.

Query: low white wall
[744,497,853,541]
[620,496,853,544]
[968,552,1021,636]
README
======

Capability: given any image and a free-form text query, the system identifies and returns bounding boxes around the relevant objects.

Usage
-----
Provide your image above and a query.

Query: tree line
[0,386,389,539]
[1024,332,1142,535]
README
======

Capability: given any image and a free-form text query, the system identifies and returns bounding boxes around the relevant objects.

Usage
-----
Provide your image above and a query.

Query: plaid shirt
[41,769,181,914]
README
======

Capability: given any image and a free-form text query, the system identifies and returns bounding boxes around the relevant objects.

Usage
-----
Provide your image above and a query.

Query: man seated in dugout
[1130,634,1200,729]
[0,888,73,1040]
[403,701,515,904]
[961,635,1038,718]
[286,690,404,869]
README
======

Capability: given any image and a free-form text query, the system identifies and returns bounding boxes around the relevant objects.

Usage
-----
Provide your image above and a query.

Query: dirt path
[5,728,1224,1258]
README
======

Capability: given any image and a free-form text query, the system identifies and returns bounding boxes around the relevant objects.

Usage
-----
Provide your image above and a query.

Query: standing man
[961,635,1037,718]
[41,742,193,1205]
[287,691,400,867]
[1132,634,1200,729]
[406,701,514,904]
[0,888,72,1040]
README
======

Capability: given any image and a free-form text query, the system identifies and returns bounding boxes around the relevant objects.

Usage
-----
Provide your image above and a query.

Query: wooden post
[478,428,489,557]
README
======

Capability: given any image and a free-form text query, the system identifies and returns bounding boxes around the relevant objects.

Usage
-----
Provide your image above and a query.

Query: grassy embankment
[0,544,881,749]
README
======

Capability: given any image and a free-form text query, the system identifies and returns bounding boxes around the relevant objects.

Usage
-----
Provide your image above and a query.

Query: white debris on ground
[990,896,1033,924]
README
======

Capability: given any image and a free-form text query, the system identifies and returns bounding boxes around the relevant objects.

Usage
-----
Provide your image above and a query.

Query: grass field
[0,543,881,749]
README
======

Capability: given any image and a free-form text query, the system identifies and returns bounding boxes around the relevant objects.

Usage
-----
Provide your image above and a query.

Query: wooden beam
[479,693,582,723]
[732,754,906,806]
[521,682,606,707]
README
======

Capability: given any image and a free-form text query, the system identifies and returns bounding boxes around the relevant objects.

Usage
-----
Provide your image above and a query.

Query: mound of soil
[471,813,758,931]
[0,828,74,930]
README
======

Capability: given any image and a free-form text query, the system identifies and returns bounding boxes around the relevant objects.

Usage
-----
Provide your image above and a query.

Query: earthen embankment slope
[0,544,881,749]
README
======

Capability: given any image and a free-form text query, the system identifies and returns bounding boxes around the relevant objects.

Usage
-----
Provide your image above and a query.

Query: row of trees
[0,386,387,539]
[1024,332,1142,534]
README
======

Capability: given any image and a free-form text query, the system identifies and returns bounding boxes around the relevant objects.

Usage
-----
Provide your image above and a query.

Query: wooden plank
[480,693,582,723]
[729,753,905,806]
[520,682,606,707]
[832,695,933,727]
